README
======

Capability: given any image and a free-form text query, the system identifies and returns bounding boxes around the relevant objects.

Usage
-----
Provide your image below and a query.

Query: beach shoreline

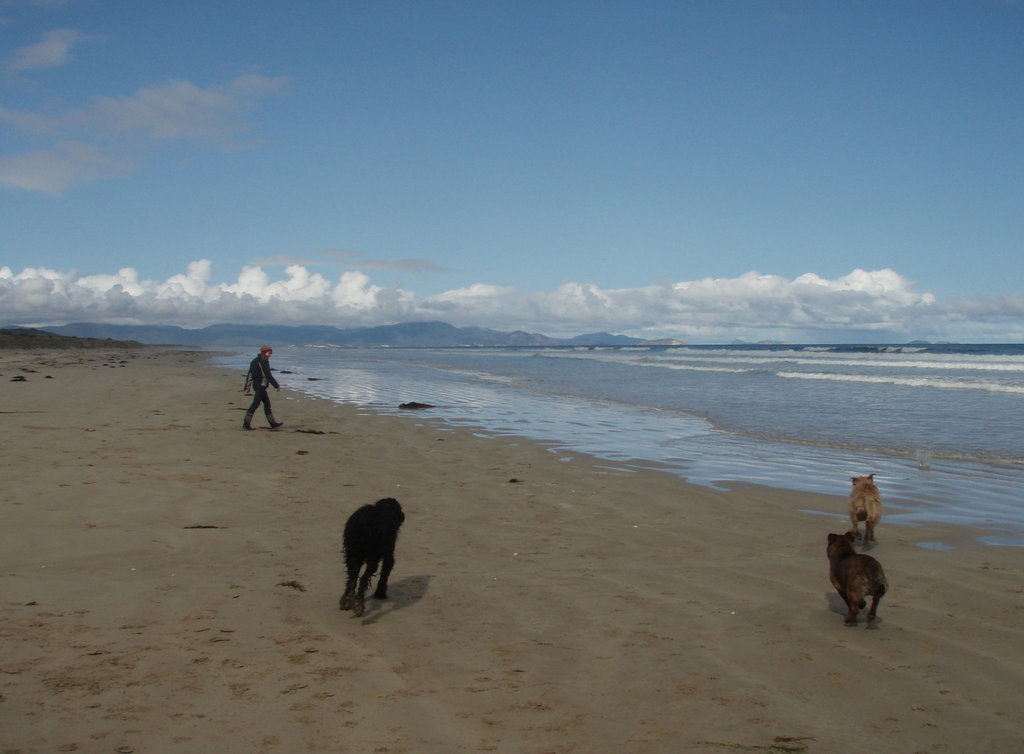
[2,348,1022,752]
[210,343,1024,546]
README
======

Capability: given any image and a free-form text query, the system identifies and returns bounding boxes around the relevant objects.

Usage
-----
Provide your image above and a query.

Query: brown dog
[848,474,883,548]
[827,532,888,626]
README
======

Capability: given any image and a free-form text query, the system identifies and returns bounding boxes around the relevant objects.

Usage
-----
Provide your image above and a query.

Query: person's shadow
[358,574,432,624]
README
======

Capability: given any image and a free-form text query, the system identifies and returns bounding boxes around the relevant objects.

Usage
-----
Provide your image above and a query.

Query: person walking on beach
[243,345,283,430]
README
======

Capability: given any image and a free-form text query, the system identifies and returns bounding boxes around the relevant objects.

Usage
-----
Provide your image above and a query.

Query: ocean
[214,343,1024,546]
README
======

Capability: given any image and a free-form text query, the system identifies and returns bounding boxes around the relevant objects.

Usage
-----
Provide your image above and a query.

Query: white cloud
[271,248,447,273]
[2,262,1021,342]
[330,271,416,318]
[8,28,83,71]
[0,75,289,193]
[222,264,332,303]
[0,104,59,133]
[86,75,290,146]
[427,283,516,305]
[0,140,134,194]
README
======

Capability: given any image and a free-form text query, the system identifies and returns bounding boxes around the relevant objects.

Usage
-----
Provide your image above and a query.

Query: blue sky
[2,0,1023,342]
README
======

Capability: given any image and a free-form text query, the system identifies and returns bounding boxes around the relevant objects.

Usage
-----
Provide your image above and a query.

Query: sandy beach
[2,347,1022,753]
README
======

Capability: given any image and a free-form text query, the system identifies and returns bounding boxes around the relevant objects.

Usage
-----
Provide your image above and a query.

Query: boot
[242,410,254,430]
[268,413,283,429]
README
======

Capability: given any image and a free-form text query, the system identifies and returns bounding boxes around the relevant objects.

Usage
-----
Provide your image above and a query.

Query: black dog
[827,532,888,626]
[339,497,405,617]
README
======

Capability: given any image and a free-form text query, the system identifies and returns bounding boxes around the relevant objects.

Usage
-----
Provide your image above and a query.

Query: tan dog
[848,474,882,548]
[827,532,888,626]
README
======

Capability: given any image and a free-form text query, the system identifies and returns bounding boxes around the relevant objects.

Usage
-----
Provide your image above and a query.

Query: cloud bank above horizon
[3,261,1022,344]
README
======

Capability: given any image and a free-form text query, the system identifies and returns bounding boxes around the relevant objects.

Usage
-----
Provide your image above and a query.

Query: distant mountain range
[0,326,146,350]
[31,321,656,347]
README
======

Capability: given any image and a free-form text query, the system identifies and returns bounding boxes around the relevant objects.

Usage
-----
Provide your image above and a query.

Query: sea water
[214,344,1024,546]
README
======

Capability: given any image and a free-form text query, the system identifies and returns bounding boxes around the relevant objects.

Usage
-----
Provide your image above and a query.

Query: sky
[1,0,1023,343]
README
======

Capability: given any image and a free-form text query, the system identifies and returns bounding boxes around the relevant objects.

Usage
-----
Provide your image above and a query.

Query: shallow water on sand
[214,344,1024,546]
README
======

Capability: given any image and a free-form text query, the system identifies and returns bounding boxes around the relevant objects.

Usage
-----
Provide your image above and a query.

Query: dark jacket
[248,355,280,391]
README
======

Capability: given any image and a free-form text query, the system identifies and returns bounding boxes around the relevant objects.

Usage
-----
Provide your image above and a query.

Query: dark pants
[246,385,273,418]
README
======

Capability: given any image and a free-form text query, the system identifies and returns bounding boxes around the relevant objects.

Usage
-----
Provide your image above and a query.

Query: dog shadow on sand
[355,574,433,624]
[824,592,884,629]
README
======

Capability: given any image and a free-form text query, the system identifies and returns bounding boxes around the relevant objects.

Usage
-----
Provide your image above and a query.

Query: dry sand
[1,348,1022,753]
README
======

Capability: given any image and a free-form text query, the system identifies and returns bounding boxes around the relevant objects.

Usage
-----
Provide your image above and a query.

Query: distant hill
[0,327,145,350]
[566,331,646,346]
[33,321,647,348]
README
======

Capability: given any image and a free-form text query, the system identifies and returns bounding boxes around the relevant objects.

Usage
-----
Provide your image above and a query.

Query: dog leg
[339,561,362,611]
[867,594,881,622]
[353,558,379,617]
[339,579,356,610]
[842,591,860,625]
[373,552,395,599]
[866,581,885,622]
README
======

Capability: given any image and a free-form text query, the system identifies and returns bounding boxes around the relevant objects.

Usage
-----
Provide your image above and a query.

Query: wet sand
[1,348,1022,753]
